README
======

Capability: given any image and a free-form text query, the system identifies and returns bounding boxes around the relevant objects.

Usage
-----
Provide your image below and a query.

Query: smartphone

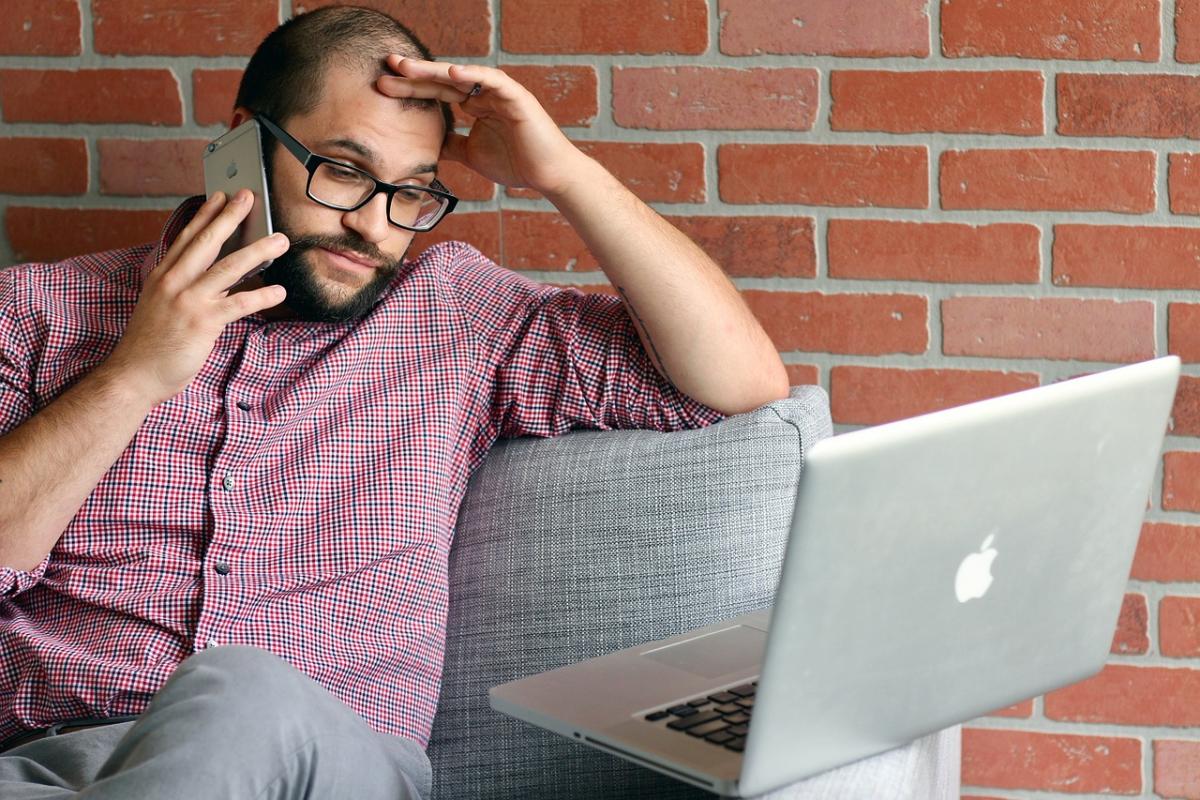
[202,119,274,288]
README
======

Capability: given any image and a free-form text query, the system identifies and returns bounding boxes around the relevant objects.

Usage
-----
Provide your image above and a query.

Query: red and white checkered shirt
[0,197,724,747]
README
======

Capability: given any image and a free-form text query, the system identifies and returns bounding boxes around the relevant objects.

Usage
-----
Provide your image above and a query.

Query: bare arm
[0,366,157,570]
[378,59,790,416]
[543,157,788,415]
[0,191,289,574]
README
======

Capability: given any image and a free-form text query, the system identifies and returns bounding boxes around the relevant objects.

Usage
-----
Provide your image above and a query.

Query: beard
[258,197,408,324]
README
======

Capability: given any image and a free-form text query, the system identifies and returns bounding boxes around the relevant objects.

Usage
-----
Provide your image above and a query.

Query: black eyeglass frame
[254,114,458,233]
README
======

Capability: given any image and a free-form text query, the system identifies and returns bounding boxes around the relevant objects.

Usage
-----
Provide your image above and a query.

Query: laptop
[489,356,1181,797]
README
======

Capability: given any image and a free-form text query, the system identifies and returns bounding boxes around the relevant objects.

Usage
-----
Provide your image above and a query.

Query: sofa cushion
[428,386,832,799]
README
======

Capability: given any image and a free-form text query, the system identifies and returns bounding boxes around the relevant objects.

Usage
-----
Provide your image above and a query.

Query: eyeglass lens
[310,162,447,229]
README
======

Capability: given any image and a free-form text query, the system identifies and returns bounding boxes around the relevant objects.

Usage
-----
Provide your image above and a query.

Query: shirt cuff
[0,551,50,598]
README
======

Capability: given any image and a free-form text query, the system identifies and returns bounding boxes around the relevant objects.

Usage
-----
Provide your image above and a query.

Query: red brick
[98,139,207,197]
[942,0,1159,61]
[741,292,928,355]
[1170,303,1200,363]
[1132,522,1200,582]
[436,160,494,202]
[988,699,1035,718]
[502,0,707,54]
[665,216,816,279]
[1173,376,1200,437]
[193,69,242,127]
[1112,593,1149,655]
[719,144,928,208]
[1181,0,1200,62]
[940,149,1155,214]
[719,0,929,57]
[1171,153,1200,214]
[409,211,499,263]
[941,296,1155,363]
[1165,452,1200,512]
[498,212,813,278]
[830,366,1038,426]
[6,207,172,263]
[1045,664,1200,726]
[511,142,704,204]
[961,728,1142,794]
[500,211,595,272]
[0,0,81,55]
[1161,596,1200,658]
[1059,74,1200,138]
[0,69,182,126]
[0,138,87,196]
[501,65,597,127]
[1054,225,1200,290]
[613,67,818,131]
[831,71,1043,135]
[293,0,491,57]
[827,220,1039,284]
[1156,739,1200,798]
[784,364,819,387]
[93,0,276,56]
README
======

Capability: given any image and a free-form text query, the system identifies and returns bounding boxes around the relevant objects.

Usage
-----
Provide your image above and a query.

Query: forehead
[287,63,444,171]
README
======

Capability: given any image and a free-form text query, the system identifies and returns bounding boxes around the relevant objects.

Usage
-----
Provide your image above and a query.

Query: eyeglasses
[255,114,458,233]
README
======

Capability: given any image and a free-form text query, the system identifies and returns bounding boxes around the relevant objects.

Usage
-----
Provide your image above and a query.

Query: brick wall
[2,1,1199,797]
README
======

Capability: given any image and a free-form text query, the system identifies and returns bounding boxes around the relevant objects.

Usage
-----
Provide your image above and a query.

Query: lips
[318,246,382,271]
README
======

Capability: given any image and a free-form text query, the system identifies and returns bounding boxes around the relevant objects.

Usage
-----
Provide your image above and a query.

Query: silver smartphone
[202,119,274,287]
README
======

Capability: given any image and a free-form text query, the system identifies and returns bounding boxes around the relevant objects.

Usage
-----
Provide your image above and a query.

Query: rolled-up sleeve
[0,267,46,598]
[444,242,726,439]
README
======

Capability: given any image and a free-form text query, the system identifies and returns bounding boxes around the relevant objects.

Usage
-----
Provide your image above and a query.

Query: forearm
[0,364,155,571]
[545,156,788,415]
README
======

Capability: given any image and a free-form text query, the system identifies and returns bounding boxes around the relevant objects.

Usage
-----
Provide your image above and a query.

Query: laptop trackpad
[640,625,767,679]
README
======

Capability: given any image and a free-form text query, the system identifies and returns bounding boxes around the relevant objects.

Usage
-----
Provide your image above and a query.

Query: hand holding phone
[202,119,275,288]
[107,191,289,407]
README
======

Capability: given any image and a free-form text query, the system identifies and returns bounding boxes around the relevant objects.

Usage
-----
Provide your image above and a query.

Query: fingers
[218,282,287,324]
[376,75,473,104]
[196,231,290,295]
[380,57,523,104]
[157,191,227,273]
[161,189,258,285]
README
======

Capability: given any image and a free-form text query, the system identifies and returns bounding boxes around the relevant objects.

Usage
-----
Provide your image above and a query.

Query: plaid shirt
[0,197,724,747]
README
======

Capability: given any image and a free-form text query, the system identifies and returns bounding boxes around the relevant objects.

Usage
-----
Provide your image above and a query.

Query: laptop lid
[738,356,1179,796]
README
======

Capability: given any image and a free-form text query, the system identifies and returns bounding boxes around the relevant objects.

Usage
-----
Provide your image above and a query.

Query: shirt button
[214,562,231,576]
[236,401,251,411]
[206,638,218,649]
[222,474,235,491]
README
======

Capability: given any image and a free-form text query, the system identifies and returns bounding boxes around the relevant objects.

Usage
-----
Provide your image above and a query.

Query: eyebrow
[314,137,438,179]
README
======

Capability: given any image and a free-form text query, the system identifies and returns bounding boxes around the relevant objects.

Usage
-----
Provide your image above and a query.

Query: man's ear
[229,106,254,129]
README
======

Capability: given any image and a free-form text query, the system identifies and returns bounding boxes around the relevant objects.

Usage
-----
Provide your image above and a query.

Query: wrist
[536,149,606,205]
[89,359,166,414]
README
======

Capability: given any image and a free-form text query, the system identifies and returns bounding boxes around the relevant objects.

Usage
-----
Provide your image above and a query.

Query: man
[0,6,787,798]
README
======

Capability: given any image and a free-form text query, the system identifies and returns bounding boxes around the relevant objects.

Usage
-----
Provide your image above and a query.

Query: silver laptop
[490,356,1180,797]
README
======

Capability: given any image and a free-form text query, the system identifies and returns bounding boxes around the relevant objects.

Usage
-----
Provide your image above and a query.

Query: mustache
[288,233,397,270]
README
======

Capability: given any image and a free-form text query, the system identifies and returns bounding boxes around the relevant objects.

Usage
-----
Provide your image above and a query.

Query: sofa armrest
[428,387,831,799]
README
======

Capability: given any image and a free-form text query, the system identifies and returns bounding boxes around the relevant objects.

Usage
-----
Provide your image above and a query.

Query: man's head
[231,6,454,323]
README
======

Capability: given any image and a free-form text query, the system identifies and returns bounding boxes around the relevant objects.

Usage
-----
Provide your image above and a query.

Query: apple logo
[955,534,998,603]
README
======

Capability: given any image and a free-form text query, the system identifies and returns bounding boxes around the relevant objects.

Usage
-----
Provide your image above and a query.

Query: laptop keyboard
[643,681,756,752]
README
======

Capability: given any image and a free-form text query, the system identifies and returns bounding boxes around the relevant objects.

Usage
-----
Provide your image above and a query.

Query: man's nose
[341,193,391,243]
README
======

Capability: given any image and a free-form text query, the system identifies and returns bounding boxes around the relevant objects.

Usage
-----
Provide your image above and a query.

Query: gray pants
[0,645,431,799]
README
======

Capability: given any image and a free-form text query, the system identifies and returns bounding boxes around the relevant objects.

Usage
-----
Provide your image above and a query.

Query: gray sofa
[427,386,960,799]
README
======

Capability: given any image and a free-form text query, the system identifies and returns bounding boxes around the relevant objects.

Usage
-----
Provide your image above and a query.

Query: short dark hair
[235,5,454,139]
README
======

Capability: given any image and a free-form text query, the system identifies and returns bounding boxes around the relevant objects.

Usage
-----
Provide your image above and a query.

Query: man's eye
[326,165,361,181]
[396,186,428,201]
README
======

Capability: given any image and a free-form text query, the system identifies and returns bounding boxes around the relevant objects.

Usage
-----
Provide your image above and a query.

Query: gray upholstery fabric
[428,387,833,799]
